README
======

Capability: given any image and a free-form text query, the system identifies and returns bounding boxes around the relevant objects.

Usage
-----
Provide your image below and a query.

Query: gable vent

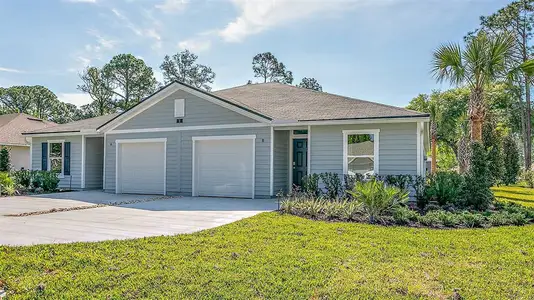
[174,99,185,118]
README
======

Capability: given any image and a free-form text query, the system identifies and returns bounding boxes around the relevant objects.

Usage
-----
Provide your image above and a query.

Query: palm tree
[431,32,515,142]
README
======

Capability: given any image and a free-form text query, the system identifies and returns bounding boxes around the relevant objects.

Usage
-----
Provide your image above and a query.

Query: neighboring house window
[48,141,64,177]
[342,130,380,176]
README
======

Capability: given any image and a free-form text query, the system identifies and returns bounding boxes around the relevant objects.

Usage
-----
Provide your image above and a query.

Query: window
[174,99,185,118]
[343,130,379,176]
[293,129,308,135]
[48,141,64,177]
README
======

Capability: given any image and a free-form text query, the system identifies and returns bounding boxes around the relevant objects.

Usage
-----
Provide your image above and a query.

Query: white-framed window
[174,99,185,118]
[48,140,64,178]
[342,129,380,176]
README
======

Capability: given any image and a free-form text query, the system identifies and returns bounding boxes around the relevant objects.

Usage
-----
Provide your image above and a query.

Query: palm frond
[486,32,516,82]
[431,42,464,86]
[520,59,534,77]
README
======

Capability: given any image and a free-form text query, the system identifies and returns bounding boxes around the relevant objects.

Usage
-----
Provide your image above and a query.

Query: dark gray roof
[24,113,119,135]
[213,82,427,121]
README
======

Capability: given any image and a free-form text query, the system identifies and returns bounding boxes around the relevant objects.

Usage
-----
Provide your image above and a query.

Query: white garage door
[194,138,254,198]
[117,141,165,195]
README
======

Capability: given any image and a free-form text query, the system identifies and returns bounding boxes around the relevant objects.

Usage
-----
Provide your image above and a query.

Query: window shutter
[41,143,48,171]
[64,142,71,176]
[174,99,185,118]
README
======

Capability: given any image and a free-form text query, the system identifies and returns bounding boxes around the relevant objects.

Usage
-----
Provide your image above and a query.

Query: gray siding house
[23,82,429,198]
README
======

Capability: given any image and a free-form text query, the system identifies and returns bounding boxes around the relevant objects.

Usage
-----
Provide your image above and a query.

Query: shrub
[482,119,504,186]
[0,147,10,172]
[31,171,60,192]
[458,212,486,228]
[383,175,413,192]
[0,171,15,195]
[343,174,363,198]
[502,135,520,185]
[301,174,320,197]
[337,200,363,221]
[412,175,428,209]
[348,179,409,223]
[424,172,464,207]
[12,169,32,188]
[461,142,493,210]
[320,172,342,200]
[495,201,534,220]
[521,170,534,189]
[392,206,419,225]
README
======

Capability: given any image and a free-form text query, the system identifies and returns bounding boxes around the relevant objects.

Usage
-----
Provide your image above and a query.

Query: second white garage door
[117,140,166,195]
[194,137,254,198]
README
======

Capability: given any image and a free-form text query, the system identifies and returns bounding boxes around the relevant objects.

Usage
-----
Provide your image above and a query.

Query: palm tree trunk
[469,87,485,142]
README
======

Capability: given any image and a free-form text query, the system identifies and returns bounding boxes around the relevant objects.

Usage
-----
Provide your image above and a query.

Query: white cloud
[155,0,188,13]
[57,93,93,107]
[178,38,212,52]
[0,67,24,73]
[219,0,354,42]
[87,29,119,50]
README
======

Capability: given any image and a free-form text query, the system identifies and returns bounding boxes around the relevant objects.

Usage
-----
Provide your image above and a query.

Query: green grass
[492,185,534,207]
[1,213,534,299]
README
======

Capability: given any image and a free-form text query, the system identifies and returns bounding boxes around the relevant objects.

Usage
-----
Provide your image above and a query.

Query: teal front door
[292,139,308,186]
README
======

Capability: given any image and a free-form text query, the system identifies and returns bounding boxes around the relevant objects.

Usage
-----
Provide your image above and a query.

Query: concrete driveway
[0,191,277,246]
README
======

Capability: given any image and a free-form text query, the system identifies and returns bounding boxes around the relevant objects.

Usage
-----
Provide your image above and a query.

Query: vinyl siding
[31,136,83,189]
[115,89,259,130]
[310,123,418,176]
[84,137,103,189]
[104,127,271,198]
[273,130,289,194]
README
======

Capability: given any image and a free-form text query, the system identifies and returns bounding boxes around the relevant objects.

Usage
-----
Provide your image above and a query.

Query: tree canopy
[297,77,322,91]
[252,52,293,84]
[160,50,215,91]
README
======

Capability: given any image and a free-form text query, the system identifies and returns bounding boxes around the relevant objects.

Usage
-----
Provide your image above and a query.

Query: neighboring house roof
[213,82,428,121]
[0,113,56,146]
[348,141,374,156]
[24,113,119,135]
[24,81,429,135]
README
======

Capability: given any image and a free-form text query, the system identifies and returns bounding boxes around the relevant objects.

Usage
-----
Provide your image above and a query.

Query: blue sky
[0,0,512,108]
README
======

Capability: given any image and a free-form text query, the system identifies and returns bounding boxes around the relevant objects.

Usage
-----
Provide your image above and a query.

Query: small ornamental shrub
[348,179,409,223]
[320,172,342,200]
[458,212,486,228]
[412,175,428,209]
[12,169,32,188]
[0,147,10,172]
[424,172,464,207]
[343,174,364,198]
[383,174,413,192]
[36,171,60,192]
[482,119,504,186]
[392,206,419,225]
[461,142,494,210]
[0,171,15,195]
[521,170,534,189]
[502,135,520,185]
[301,174,320,197]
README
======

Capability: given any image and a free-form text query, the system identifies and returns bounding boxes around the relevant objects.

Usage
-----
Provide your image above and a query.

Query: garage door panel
[195,138,254,198]
[118,142,165,195]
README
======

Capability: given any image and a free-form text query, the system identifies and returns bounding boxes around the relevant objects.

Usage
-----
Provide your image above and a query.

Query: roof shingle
[0,113,56,145]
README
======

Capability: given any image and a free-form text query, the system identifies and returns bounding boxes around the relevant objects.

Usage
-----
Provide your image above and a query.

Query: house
[0,113,55,170]
[23,82,429,198]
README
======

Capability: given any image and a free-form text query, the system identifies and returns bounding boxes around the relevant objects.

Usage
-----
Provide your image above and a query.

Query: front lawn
[1,213,534,299]
[493,185,534,207]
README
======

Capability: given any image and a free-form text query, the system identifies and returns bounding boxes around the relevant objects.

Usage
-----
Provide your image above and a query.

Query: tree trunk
[525,78,532,169]
[469,87,485,142]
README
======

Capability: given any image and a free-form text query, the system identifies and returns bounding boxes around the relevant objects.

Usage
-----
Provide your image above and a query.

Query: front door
[292,138,308,186]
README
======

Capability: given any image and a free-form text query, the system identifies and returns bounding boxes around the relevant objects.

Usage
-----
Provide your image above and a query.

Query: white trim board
[342,129,380,176]
[288,129,309,191]
[272,117,430,127]
[81,135,86,189]
[99,82,271,133]
[269,127,274,196]
[192,134,256,199]
[108,123,268,135]
[115,138,167,195]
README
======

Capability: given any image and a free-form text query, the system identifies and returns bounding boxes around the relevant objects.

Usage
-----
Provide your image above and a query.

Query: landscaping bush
[0,147,10,172]
[521,170,534,188]
[320,172,342,199]
[348,179,409,223]
[425,171,464,207]
[0,171,15,195]
[502,135,520,185]
[383,174,413,192]
[343,174,363,198]
[457,212,486,228]
[461,142,494,210]
[392,206,419,225]
[41,171,60,192]
[301,173,320,196]
[12,169,32,188]
[482,119,504,186]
